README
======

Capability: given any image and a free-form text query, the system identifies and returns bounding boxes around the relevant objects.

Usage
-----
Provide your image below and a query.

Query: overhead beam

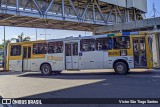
[15,18,42,26]
[94,0,106,23]
[0,15,17,22]
[68,0,80,19]
[81,0,91,20]
[44,0,54,14]
[32,0,43,15]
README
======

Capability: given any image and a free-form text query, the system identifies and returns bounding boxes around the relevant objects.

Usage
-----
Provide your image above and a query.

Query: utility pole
[40,29,51,40]
[36,28,37,41]
[3,26,6,70]
[153,3,156,18]
[148,3,160,18]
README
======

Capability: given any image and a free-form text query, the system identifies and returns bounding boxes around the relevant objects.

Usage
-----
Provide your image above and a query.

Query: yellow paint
[32,54,45,59]
[108,50,121,57]
[47,56,63,61]
[115,33,122,36]
[108,36,133,57]
[6,41,47,70]
[139,31,147,35]
[145,37,153,69]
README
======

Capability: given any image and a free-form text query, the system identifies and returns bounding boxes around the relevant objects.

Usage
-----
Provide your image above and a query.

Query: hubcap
[117,64,124,72]
[43,66,50,74]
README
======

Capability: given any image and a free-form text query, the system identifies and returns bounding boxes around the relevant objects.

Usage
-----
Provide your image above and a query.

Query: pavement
[0,69,160,107]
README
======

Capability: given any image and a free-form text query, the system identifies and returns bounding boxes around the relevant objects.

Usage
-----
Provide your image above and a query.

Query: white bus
[6,32,153,75]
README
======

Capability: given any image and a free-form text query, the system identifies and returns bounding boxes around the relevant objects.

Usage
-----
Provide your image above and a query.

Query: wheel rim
[42,66,50,74]
[116,64,124,73]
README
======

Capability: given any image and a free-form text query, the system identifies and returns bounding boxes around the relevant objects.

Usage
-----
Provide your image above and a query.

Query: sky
[0,0,160,44]
[146,0,160,18]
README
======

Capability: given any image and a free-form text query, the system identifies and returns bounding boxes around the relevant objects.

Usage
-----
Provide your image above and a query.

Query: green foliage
[0,45,4,49]
[11,32,31,42]
[0,32,31,49]
[0,40,11,49]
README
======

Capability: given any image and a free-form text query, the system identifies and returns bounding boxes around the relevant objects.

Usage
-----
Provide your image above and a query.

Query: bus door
[133,37,147,68]
[22,46,31,71]
[65,42,79,70]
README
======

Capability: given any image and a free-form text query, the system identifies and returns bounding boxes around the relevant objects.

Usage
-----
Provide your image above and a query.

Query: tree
[0,40,11,49]
[11,32,31,42]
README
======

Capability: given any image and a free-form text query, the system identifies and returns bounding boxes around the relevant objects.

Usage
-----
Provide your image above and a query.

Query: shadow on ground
[16,70,160,98]
[1,70,160,107]
[16,69,159,80]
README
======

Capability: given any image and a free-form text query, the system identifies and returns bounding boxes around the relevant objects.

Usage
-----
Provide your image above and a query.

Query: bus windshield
[113,36,130,49]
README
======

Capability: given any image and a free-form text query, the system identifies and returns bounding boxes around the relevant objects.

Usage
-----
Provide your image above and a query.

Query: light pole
[40,29,51,40]
[35,28,38,41]
[3,26,6,70]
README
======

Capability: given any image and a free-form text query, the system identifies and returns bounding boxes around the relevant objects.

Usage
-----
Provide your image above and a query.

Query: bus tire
[40,64,52,76]
[114,62,128,75]
[53,71,62,75]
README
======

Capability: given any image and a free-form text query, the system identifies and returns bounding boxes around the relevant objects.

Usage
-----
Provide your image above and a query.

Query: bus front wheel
[41,64,52,76]
[114,62,128,75]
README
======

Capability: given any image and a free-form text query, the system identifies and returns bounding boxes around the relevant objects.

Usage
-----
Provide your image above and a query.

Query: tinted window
[48,41,63,53]
[148,37,152,53]
[113,37,130,49]
[65,44,71,56]
[80,39,95,51]
[28,47,31,58]
[10,45,21,56]
[73,43,78,56]
[33,43,47,54]
[96,37,112,50]
[23,47,27,58]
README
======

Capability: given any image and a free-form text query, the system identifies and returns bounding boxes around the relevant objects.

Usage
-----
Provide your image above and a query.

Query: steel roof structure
[0,0,145,32]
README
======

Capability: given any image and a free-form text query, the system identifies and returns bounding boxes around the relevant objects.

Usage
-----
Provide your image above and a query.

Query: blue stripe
[130,32,139,35]
[122,32,130,36]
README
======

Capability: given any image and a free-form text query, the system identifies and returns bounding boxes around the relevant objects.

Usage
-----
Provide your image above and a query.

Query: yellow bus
[6,32,153,75]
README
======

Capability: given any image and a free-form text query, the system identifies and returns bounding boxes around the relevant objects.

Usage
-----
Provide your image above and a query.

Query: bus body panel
[47,53,65,71]
[8,44,22,71]
[79,51,104,70]
[9,60,22,71]
[107,56,134,69]
[6,32,153,73]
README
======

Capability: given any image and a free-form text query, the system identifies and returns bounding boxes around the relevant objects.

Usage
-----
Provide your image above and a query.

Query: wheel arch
[113,59,129,69]
[40,62,52,71]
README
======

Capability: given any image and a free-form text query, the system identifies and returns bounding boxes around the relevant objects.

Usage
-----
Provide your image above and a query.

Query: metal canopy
[0,0,143,32]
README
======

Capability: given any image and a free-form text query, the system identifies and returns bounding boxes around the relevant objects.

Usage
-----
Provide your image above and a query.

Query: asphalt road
[0,69,160,107]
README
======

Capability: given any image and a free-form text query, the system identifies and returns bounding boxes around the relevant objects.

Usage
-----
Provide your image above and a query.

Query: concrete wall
[100,0,126,7]
[95,17,160,34]
[100,0,147,12]
[127,0,147,12]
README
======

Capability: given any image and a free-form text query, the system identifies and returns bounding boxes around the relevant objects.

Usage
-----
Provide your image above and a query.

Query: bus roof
[9,31,147,45]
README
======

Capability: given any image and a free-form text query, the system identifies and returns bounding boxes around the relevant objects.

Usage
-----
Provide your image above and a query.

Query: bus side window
[113,36,130,49]
[33,43,47,54]
[96,37,112,51]
[80,39,96,52]
[48,41,63,54]
[28,47,31,58]
[10,45,21,56]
